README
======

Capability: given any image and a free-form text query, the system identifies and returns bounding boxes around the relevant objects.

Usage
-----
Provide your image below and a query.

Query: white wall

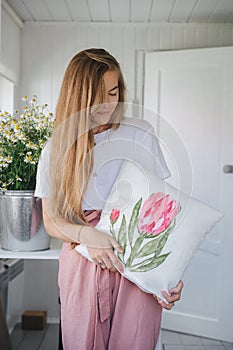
[18,21,233,322]
[0,75,14,112]
[23,260,60,323]
[0,3,23,331]
[0,6,21,84]
[19,22,233,111]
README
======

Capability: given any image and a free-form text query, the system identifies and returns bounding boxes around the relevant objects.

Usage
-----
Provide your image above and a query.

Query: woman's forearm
[41,198,120,252]
[42,199,124,272]
[42,198,84,243]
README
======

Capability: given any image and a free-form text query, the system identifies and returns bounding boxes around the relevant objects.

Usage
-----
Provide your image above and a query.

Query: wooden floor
[10,323,233,350]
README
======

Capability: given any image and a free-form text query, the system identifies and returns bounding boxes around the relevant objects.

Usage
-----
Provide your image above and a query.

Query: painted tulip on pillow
[138,192,181,237]
[110,209,120,225]
[109,209,121,242]
[109,192,181,272]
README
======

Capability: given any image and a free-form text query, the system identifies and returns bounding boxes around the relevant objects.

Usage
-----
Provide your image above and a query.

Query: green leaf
[130,253,170,272]
[125,235,144,268]
[118,214,127,257]
[130,256,153,268]
[128,198,142,247]
[137,236,161,258]
[154,232,169,256]
[137,220,175,258]
[153,220,175,256]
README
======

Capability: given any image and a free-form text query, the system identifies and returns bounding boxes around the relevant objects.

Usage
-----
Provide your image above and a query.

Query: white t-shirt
[35,117,170,210]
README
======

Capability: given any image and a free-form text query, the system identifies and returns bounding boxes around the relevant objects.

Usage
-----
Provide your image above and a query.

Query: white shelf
[0,239,62,260]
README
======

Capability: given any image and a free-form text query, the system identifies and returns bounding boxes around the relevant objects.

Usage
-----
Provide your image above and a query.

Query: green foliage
[0,95,54,190]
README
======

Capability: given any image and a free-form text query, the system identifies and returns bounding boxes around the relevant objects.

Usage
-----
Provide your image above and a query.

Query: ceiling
[4,0,233,24]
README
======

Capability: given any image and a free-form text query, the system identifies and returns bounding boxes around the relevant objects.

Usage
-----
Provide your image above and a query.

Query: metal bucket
[0,191,51,251]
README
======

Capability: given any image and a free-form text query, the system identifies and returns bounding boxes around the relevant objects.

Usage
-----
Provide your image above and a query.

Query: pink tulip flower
[138,192,180,236]
[110,208,120,224]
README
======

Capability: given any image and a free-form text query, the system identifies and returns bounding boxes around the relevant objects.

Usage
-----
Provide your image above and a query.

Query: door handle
[223,165,233,173]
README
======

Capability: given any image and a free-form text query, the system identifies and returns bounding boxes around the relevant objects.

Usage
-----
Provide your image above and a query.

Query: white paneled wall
[0,75,14,112]
[0,7,21,83]
[23,260,60,322]
[19,22,233,111]
[18,21,233,321]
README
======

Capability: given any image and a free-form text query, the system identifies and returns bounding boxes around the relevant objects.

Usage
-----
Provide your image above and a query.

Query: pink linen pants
[58,242,162,350]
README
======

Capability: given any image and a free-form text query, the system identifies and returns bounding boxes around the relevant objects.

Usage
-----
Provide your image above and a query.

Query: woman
[35,48,183,350]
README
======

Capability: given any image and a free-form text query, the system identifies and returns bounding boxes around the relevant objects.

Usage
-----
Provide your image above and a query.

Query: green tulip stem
[110,224,116,240]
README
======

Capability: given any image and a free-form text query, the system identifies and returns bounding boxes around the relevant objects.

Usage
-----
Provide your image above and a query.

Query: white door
[143,47,233,342]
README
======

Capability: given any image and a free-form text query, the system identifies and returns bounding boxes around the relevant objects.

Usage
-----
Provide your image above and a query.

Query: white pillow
[76,161,222,301]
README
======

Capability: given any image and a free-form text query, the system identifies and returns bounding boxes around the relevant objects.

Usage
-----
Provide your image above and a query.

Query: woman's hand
[154,280,184,310]
[80,226,124,273]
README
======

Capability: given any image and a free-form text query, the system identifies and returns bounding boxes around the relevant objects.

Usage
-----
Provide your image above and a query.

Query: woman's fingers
[110,237,123,254]
[155,294,176,310]
[96,249,123,273]
[107,249,124,273]
[155,296,174,310]
[169,280,184,297]
[88,246,124,273]
[154,280,184,310]
[161,290,176,303]
[95,257,116,272]
[101,254,117,272]
[84,229,124,272]
[93,258,106,269]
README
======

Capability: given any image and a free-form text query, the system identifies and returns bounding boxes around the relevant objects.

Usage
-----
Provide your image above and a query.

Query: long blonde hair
[49,48,126,224]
